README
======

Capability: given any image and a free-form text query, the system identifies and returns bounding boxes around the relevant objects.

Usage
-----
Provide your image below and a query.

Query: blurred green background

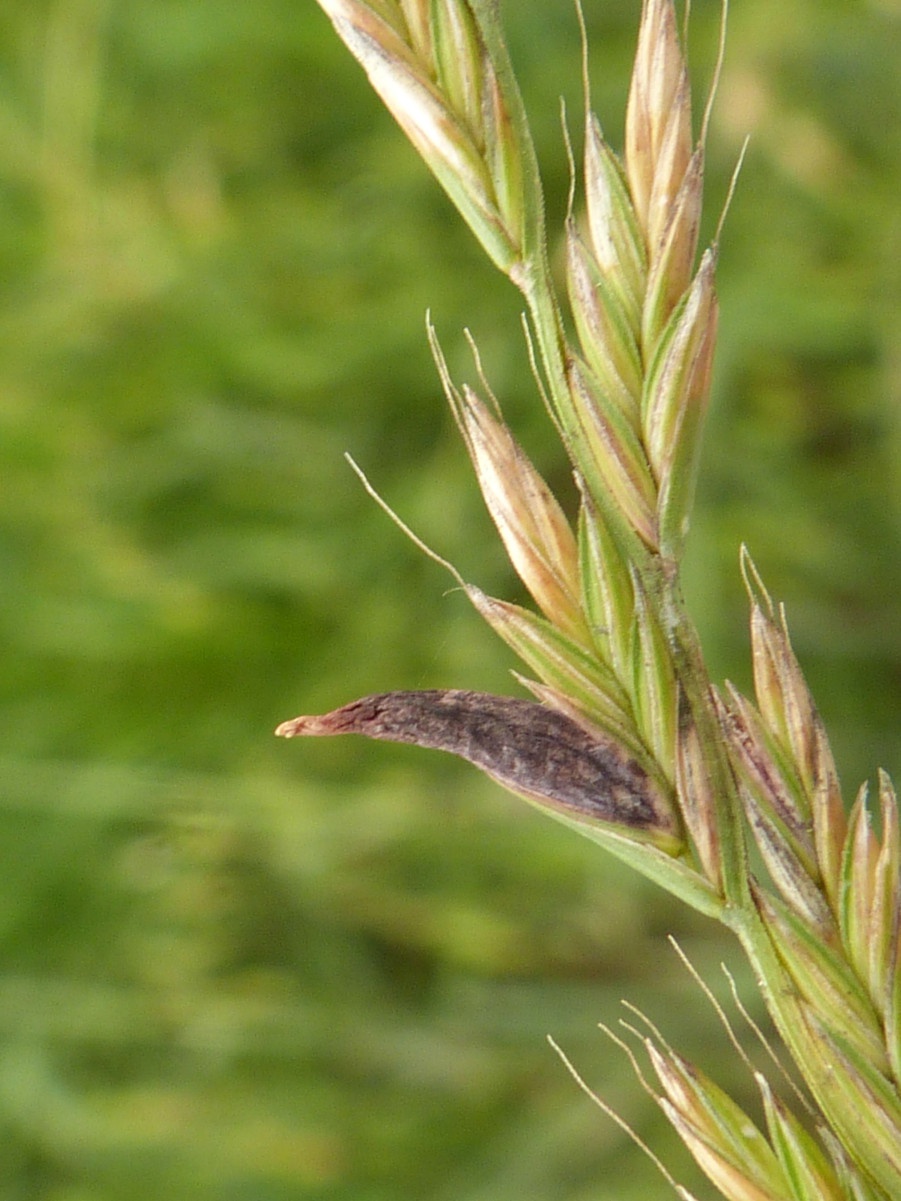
[0,1,899,1198]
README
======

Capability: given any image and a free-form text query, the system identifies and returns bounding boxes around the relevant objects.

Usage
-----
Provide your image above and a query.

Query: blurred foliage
[0,1,898,1198]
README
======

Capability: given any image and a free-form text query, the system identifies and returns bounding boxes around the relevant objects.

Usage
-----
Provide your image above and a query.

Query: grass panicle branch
[292,1,901,1195]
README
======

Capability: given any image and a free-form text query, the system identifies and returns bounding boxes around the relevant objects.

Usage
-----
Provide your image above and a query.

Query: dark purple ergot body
[277,688,676,838]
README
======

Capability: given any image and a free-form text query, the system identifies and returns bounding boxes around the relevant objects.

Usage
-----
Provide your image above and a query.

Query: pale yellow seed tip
[275,716,308,737]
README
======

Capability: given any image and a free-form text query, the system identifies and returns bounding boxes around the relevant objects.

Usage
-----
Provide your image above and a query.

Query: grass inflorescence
[284,3,901,1196]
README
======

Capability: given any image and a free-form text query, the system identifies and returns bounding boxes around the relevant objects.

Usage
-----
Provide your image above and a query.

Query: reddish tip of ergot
[275,716,307,737]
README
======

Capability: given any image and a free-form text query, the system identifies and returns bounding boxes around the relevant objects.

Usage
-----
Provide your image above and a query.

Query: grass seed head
[311,3,901,1186]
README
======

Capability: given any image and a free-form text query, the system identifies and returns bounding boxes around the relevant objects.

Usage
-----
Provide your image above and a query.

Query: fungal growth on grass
[277,689,680,848]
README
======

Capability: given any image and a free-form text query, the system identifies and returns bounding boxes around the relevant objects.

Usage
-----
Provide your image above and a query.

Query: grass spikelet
[641,146,704,349]
[802,1015,901,1186]
[577,500,635,677]
[430,325,587,642]
[718,684,813,854]
[756,1075,845,1201]
[625,0,693,254]
[841,787,882,992]
[317,0,526,273]
[674,700,722,889]
[584,113,648,322]
[641,248,717,458]
[630,573,677,777]
[871,775,901,1075]
[741,548,848,908]
[564,356,659,548]
[755,889,889,1075]
[464,587,634,736]
[839,775,900,1018]
[645,1043,790,1201]
[566,220,644,419]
